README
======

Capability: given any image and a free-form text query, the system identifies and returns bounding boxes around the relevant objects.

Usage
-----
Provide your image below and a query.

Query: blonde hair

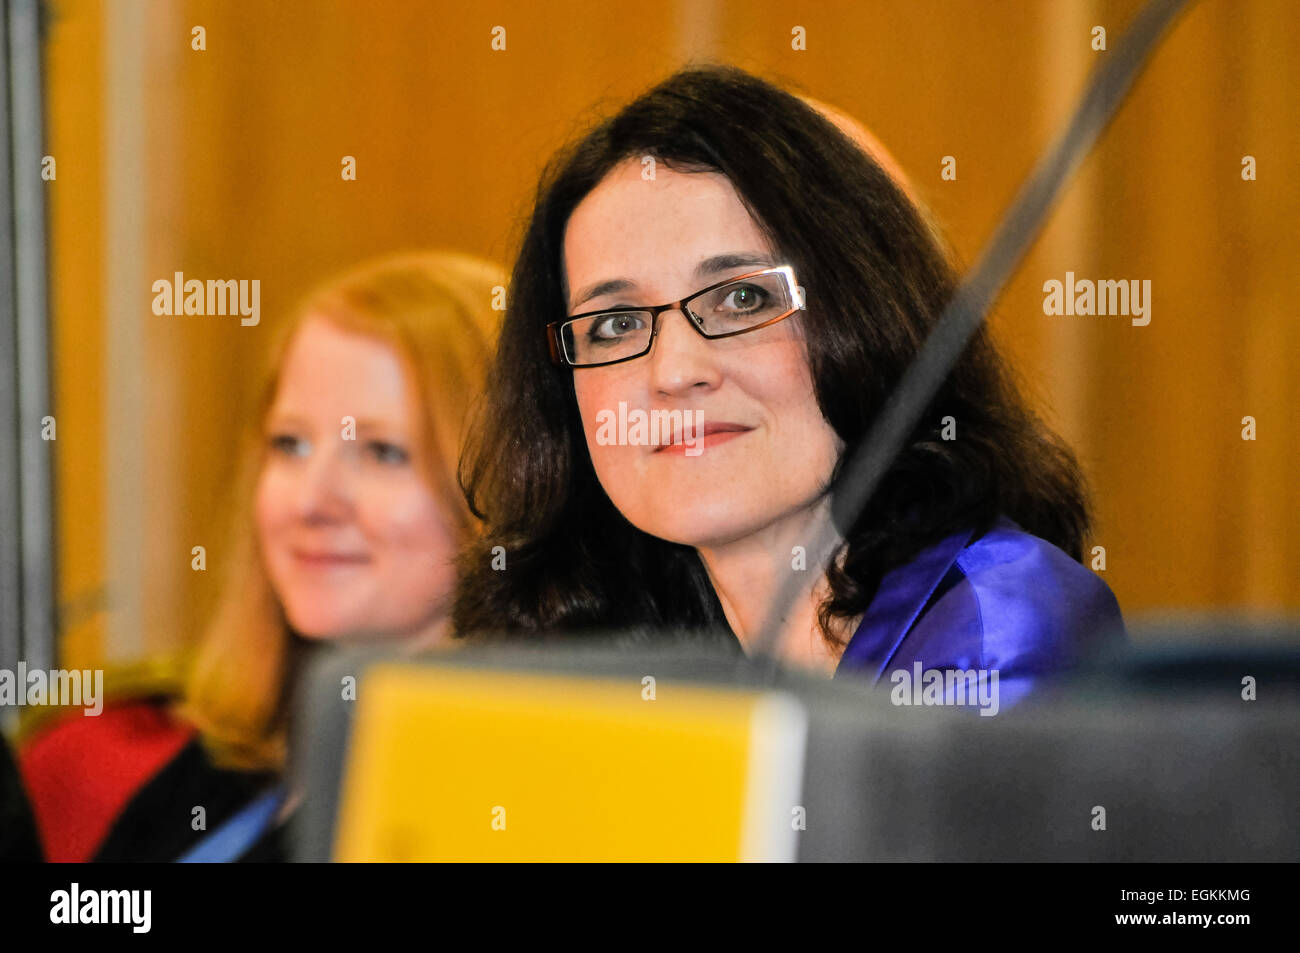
[181,250,504,771]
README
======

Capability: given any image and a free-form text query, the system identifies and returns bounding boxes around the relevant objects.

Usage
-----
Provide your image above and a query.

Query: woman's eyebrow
[694,252,775,280]
[571,252,776,310]
[353,418,394,432]
[571,277,637,310]
[264,411,309,432]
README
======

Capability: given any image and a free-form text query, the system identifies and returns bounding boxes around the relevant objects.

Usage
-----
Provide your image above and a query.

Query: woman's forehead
[562,161,772,304]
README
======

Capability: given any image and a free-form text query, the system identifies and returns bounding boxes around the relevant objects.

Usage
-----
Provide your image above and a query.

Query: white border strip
[739,692,809,863]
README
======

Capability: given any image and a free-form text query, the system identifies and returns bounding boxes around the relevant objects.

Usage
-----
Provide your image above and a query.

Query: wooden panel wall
[43,0,1297,674]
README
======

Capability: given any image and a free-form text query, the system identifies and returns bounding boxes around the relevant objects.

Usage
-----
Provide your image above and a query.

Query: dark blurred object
[801,674,1298,860]
[1082,615,1300,699]
[93,733,285,862]
[293,626,1300,862]
[1,730,43,861]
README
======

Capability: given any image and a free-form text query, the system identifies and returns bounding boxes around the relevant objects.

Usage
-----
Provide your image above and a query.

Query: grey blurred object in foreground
[291,625,1300,862]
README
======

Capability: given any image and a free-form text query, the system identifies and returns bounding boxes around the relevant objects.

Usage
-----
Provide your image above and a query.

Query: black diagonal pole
[752,0,1196,668]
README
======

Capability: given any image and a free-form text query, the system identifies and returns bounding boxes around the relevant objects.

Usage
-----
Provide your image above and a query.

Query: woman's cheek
[253,473,293,606]
[573,378,638,502]
[363,478,445,559]
[253,466,285,551]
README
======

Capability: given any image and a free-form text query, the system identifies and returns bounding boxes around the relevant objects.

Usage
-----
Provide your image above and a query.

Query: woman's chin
[283,608,361,642]
[287,623,349,642]
[631,509,765,551]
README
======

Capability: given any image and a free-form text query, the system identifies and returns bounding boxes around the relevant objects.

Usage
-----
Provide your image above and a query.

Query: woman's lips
[292,550,371,567]
[653,423,753,455]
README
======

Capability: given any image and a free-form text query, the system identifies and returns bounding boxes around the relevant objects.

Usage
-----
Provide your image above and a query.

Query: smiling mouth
[292,550,371,567]
[653,423,753,454]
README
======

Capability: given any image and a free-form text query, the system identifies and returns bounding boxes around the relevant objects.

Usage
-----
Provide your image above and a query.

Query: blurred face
[256,316,456,642]
[562,159,843,549]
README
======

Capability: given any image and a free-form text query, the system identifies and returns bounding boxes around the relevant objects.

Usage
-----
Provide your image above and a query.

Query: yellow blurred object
[334,665,808,862]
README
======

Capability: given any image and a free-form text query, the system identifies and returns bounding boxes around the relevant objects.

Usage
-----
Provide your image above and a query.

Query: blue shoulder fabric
[836,515,1126,711]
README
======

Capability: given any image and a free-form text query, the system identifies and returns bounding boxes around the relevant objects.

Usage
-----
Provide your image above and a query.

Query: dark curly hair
[453,64,1092,651]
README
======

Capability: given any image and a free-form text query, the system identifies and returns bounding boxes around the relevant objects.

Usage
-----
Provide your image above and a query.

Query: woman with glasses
[455,65,1125,705]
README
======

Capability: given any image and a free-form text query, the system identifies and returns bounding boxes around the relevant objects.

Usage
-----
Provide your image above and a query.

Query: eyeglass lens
[561,271,794,366]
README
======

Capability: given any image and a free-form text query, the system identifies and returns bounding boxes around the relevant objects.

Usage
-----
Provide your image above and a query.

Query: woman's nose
[646,307,722,397]
[296,445,354,523]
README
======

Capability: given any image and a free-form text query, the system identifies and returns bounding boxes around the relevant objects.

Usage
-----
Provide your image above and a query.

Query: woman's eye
[366,440,409,465]
[589,313,647,341]
[721,284,767,313]
[268,433,309,457]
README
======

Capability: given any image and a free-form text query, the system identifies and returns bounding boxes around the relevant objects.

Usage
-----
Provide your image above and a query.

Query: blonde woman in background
[20,251,503,862]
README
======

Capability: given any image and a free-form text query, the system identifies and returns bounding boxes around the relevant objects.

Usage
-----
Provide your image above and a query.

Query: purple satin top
[834,514,1126,711]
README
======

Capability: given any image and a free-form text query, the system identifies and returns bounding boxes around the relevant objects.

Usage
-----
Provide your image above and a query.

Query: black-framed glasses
[546,265,805,368]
